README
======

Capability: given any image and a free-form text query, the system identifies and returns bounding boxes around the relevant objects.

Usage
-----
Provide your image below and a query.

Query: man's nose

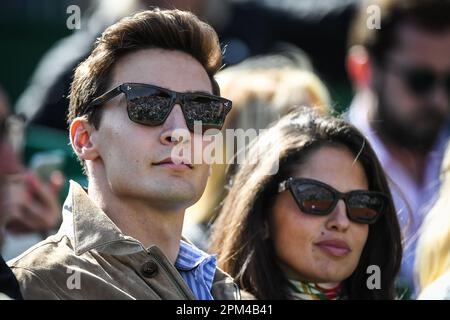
[159,104,190,145]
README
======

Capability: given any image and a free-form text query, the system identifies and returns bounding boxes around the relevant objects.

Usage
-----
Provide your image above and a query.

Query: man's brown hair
[68,8,223,129]
[348,0,450,64]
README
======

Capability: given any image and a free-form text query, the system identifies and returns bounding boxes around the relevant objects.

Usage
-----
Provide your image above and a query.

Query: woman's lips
[315,240,351,257]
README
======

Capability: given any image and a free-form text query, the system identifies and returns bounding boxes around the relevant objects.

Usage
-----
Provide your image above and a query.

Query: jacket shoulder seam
[9,234,69,266]
[10,266,62,300]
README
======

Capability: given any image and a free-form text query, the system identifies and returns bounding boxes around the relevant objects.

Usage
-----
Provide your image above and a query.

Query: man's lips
[153,157,193,170]
[315,239,351,257]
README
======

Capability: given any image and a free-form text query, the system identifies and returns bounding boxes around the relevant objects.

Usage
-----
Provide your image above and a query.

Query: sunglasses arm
[88,85,126,108]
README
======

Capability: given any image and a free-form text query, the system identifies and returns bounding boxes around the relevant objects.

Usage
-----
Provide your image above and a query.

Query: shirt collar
[175,239,217,299]
[175,240,216,271]
[59,180,144,256]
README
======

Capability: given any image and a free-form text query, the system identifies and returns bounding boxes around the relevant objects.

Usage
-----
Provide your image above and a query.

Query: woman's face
[270,145,369,283]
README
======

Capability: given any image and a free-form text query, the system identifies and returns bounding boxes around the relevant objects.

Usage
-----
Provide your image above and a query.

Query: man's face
[89,49,212,211]
[372,23,450,151]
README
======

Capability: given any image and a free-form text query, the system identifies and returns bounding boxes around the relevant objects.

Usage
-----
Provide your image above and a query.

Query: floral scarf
[288,280,344,300]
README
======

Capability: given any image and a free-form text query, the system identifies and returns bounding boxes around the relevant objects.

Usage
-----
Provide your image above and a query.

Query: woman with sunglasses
[210,108,402,300]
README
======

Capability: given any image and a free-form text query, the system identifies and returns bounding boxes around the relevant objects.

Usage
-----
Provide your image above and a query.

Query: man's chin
[375,118,442,152]
[404,124,442,151]
[152,191,198,210]
[388,131,438,152]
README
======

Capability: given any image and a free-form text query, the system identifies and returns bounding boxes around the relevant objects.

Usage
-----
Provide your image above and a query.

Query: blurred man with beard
[346,0,450,297]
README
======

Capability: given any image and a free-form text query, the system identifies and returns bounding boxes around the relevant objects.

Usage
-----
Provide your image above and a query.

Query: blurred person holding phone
[0,86,23,299]
[0,85,63,261]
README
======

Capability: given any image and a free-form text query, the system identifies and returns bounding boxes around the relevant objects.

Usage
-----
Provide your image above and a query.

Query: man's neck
[87,174,185,264]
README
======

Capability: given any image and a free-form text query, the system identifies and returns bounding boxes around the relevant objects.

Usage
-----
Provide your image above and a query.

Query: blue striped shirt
[175,240,217,300]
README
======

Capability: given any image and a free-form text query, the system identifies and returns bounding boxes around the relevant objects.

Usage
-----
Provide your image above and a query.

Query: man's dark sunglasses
[278,178,387,224]
[86,83,232,134]
[388,64,450,97]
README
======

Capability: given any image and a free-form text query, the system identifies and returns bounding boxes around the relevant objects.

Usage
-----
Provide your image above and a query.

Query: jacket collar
[59,180,144,256]
[58,181,240,299]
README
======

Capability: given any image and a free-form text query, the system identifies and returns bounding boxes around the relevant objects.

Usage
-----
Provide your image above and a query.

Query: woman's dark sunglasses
[278,178,387,224]
[86,83,232,134]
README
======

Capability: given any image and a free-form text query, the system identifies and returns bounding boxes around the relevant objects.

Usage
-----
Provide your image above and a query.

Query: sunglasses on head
[278,178,387,224]
[86,83,232,134]
[388,64,450,97]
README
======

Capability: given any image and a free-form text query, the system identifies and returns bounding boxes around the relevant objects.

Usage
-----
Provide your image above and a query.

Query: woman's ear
[346,45,372,89]
[70,117,99,161]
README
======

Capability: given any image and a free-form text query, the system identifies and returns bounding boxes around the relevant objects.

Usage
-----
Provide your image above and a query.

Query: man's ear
[70,117,99,161]
[346,45,372,89]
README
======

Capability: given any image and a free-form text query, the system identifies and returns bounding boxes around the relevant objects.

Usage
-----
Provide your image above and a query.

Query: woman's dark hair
[210,108,402,299]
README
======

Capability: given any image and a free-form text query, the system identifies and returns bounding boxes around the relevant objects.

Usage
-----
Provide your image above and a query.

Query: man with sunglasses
[8,9,238,300]
[346,0,450,297]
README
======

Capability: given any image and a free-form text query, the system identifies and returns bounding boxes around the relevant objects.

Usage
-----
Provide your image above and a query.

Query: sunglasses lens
[294,183,335,215]
[124,85,231,134]
[404,70,435,94]
[184,97,231,134]
[289,180,385,224]
[347,193,384,224]
[126,88,172,126]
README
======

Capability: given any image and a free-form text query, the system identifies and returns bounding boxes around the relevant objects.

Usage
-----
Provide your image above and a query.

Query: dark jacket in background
[0,254,22,299]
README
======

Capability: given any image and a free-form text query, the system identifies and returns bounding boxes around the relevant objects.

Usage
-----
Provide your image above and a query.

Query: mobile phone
[29,150,65,182]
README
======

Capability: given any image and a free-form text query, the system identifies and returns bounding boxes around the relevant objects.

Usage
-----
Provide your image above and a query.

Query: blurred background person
[0,86,23,300]
[0,85,63,261]
[346,0,450,297]
[210,109,402,299]
[183,48,332,250]
[415,142,450,300]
